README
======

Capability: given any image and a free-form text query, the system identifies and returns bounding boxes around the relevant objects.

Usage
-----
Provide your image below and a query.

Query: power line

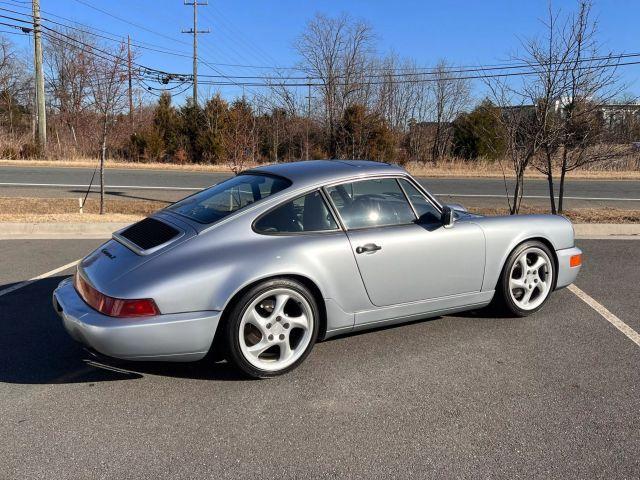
[69,0,191,46]
[40,18,633,93]
[176,58,640,88]
[40,26,164,76]
[6,4,633,85]
[0,5,195,60]
[157,50,640,81]
[3,3,637,104]
[10,0,637,81]
[199,6,283,70]
[7,13,638,87]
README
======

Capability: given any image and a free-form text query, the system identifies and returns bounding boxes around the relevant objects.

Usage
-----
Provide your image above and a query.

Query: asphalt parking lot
[0,238,639,479]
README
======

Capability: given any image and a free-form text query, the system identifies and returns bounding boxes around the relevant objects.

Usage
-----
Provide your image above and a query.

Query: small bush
[1,146,18,159]
[20,142,42,159]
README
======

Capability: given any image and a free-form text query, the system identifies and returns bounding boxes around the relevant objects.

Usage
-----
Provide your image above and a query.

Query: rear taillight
[74,273,160,318]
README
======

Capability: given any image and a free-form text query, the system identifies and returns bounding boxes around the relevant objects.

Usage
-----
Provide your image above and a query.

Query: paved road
[0,238,638,479]
[1,165,639,209]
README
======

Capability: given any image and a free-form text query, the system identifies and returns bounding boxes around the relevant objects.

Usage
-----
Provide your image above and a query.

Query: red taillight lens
[74,273,160,318]
[110,298,160,317]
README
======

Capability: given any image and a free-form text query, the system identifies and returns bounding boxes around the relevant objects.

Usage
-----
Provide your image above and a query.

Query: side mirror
[441,206,455,228]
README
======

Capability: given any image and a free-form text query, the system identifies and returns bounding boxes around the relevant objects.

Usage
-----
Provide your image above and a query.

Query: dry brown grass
[2,156,640,179]
[2,196,638,224]
[0,197,166,217]
[0,158,244,173]
[0,213,143,223]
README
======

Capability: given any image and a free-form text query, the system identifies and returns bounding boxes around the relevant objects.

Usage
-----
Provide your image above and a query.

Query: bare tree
[266,74,303,162]
[519,5,572,214]
[430,60,471,163]
[224,98,255,173]
[0,36,30,139]
[369,54,431,162]
[554,1,625,212]
[519,1,625,213]
[44,28,94,151]
[485,79,544,214]
[87,42,129,214]
[296,13,374,157]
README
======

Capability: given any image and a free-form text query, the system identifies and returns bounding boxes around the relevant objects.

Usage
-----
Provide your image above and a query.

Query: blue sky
[6,0,640,103]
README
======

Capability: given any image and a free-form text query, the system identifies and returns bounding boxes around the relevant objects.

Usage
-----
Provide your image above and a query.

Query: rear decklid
[77,213,197,295]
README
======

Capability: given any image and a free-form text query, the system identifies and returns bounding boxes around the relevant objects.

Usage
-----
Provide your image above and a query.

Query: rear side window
[254,191,338,234]
[326,178,416,229]
[398,179,441,224]
[168,174,291,224]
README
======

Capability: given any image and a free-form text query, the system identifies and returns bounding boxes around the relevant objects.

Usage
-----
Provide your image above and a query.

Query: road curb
[0,222,131,239]
[0,221,638,240]
[573,223,640,239]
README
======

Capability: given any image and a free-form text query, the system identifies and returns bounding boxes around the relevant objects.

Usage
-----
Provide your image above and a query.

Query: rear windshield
[168,173,291,224]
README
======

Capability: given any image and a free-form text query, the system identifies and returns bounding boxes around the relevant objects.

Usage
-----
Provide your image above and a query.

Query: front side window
[326,178,416,229]
[398,179,441,224]
[254,190,338,234]
[168,174,291,224]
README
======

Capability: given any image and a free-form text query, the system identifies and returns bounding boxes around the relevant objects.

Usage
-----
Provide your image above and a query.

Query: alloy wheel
[238,288,314,372]
[508,247,553,311]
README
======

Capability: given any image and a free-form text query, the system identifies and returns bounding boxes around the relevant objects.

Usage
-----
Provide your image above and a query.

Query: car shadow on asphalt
[0,275,507,385]
[0,275,247,384]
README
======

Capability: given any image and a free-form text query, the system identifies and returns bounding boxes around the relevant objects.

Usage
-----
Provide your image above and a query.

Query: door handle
[356,243,382,254]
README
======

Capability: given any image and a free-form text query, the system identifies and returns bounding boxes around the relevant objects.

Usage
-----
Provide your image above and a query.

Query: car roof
[244,159,407,189]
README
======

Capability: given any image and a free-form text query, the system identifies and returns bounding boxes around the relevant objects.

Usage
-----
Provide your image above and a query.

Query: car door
[325,176,485,308]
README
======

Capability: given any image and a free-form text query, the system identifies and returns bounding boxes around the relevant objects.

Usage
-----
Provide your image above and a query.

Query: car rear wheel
[224,279,319,378]
[496,240,555,317]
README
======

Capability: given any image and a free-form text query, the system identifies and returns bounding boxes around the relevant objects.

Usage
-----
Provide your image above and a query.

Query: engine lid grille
[118,217,180,251]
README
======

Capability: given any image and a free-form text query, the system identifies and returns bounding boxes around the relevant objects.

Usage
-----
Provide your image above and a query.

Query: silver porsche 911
[53,160,583,377]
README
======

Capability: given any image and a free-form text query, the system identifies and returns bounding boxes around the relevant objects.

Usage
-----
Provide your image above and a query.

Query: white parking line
[568,284,640,347]
[0,260,79,297]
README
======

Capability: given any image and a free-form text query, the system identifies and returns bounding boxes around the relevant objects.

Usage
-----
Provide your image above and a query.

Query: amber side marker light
[570,254,582,268]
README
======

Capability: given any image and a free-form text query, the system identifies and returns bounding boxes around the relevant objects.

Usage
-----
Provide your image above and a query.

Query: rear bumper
[53,277,221,362]
[555,246,582,289]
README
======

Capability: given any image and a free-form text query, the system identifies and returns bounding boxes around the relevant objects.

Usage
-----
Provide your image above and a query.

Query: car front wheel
[497,240,555,317]
[224,279,319,378]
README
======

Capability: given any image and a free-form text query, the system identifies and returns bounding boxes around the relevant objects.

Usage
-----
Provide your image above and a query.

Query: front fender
[472,214,575,291]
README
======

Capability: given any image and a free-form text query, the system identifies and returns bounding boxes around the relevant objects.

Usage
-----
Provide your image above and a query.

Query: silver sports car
[53,160,583,377]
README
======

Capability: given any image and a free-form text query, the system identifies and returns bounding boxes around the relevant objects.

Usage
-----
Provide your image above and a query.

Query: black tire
[493,240,556,317]
[223,278,320,379]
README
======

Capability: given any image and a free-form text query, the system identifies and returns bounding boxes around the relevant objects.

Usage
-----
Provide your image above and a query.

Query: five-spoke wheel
[497,240,555,316]
[224,279,319,378]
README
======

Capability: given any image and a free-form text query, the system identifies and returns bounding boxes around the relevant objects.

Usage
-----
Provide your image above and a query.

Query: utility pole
[127,35,134,127]
[32,0,46,147]
[182,0,209,106]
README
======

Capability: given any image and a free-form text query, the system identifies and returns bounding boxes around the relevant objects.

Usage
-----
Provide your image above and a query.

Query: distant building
[599,103,640,129]
[499,99,640,134]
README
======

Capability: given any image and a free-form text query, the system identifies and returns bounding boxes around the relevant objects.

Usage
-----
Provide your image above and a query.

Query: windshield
[168,173,291,224]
